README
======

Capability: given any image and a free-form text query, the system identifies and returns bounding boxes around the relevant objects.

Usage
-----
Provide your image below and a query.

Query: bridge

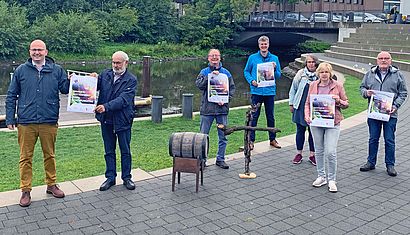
[234,22,363,47]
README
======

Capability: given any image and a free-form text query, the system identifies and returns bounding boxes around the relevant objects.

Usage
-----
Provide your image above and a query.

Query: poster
[310,94,335,128]
[67,74,98,113]
[207,73,229,103]
[368,90,394,122]
[256,62,275,87]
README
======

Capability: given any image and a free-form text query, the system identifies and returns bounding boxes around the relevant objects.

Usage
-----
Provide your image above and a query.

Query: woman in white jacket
[288,55,319,165]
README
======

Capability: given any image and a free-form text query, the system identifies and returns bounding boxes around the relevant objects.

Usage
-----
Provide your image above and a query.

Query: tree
[93,7,138,42]
[178,0,256,48]
[0,0,29,59]
[30,12,103,53]
[124,0,178,43]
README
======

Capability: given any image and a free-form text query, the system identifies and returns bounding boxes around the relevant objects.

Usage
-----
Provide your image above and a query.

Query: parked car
[345,12,383,23]
[373,12,388,22]
[310,13,341,23]
[283,13,309,23]
[251,14,274,23]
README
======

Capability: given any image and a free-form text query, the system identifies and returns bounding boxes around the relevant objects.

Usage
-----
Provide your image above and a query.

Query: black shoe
[386,165,397,177]
[123,179,136,190]
[216,161,229,169]
[99,179,115,191]
[360,162,375,172]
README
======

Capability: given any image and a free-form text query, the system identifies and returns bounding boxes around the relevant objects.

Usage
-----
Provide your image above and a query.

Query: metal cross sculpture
[217,103,280,179]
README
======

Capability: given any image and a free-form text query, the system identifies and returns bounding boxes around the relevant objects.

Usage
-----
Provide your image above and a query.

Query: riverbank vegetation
[0,75,367,192]
[297,40,332,53]
[1,0,328,63]
[0,0,255,61]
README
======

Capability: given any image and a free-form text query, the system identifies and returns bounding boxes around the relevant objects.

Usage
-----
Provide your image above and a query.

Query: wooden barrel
[169,132,209,159]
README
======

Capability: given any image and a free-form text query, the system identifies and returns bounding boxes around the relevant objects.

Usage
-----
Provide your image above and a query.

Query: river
[0,48,300,115]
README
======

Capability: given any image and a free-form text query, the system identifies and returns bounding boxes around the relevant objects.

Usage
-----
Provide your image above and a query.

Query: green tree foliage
[30,12,103,53]
[93,7,138,42]
[0,0,29,59]
[25,0,91,22]
[124,0,178,43]
[179,0,256,48]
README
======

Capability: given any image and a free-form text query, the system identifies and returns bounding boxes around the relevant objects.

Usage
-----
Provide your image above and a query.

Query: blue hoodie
[244,51,281,96]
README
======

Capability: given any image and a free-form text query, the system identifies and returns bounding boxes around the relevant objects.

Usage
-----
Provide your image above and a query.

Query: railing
[247,10,388,25]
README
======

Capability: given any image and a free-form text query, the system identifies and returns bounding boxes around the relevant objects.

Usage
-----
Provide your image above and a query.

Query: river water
[0,49,299,115]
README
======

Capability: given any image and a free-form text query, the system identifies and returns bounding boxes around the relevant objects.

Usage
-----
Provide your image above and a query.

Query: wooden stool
[169,132,209,193]
[172,157,204,193]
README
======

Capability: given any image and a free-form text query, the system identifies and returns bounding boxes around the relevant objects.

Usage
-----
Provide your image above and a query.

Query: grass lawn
[0,75,367,192]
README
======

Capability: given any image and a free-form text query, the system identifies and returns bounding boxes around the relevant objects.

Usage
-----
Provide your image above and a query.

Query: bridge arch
[234,26,339,47]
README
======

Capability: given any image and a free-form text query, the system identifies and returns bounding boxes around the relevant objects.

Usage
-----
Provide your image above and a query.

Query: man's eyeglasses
[377,57,391,60]
[30,49,45,52]
[306,61,316,64]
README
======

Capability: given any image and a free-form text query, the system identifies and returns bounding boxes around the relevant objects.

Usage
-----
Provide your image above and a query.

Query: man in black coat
[94,51,138,191]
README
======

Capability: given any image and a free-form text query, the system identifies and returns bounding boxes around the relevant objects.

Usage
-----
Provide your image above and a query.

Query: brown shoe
[270,140,281,149]
[46,185,65,198]
[19,191,31,207]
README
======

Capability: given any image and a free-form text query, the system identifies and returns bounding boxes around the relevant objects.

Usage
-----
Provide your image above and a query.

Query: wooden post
[142,56,151,98]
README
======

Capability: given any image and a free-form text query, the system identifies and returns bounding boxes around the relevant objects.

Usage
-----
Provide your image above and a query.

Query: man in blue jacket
[196,49,236,169]
[95,51,137,191]
[6,39,69,207]
[244,36,282,149]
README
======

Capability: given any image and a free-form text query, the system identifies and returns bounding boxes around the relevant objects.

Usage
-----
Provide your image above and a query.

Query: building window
[353,0,358,4]
[332,0,337,2]
[346,0,351,4]
[339,0,344,3]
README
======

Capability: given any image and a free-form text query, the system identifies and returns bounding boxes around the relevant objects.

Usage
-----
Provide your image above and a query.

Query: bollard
[151,96,163,123]
[142,56,151,98]
[182,93,194,119]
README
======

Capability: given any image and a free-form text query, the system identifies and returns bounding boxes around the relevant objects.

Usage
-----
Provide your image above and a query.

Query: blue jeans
[296,123,315,152]
[101,124,132,181]
[200,115,227,162]
[367,118,397,167]
[311,125,340,181]
[250,95,276,142]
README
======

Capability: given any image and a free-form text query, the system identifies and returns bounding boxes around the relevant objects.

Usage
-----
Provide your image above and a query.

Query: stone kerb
[337,42,410,52]
[324,50,410,72]
[330,46,410,61]
[300,54,365,79]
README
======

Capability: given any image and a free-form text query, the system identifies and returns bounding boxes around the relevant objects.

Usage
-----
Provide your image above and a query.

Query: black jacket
[95,69,137,132]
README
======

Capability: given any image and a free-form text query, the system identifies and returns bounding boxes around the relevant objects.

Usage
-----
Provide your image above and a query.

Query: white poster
[256,62,275,87]
[67,74,98,113]
[310,94,335,128]
[207,73,229,103]
[368,90,394,122]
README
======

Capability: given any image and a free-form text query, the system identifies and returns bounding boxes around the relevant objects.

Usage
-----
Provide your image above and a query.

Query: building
[383,1,400,13]
[255,0,384,15]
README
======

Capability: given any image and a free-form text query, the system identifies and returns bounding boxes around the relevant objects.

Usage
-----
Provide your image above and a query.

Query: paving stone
[48,223,73,234]
[27,228,52,235]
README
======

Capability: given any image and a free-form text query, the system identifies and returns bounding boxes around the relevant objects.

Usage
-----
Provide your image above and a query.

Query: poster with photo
[256,62,275,87]
[67,74,98,113]
[310,94,335,128]
[208,73,229,103]
[368,90,394,122]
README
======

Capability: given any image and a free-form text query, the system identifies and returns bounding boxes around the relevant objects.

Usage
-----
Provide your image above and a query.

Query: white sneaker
[312,176,327,187]
[328,181,337,193]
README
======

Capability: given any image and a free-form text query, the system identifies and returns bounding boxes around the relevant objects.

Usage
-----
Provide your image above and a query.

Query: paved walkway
[0,56,409,234]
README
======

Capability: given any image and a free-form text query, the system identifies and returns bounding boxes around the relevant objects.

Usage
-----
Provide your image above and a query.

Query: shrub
[30,12,103,53]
